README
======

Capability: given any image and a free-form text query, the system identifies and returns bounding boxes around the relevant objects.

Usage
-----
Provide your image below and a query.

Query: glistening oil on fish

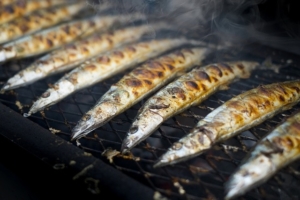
[225,110,300,199]
[1,22,172,92]
[154,80,300,168]
[121,61,259,153]
[24,38,208,118]
[71,47,210,140]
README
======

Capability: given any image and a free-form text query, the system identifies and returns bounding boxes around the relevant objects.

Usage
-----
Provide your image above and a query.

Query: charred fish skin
[24,38,206,118]
[225,111,300,199]
[1,22,171,92]
[154,80,300,168]
[122,61,259,153]
[0,2,86,44]
[71,47,209,140]
[0,13,146,62]
[0,0,63,24]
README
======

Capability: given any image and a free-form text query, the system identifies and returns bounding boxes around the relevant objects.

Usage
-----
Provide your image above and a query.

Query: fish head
[225,154,274,199]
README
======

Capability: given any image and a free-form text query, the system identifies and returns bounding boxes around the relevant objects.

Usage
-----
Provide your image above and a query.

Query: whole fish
[1,22,172,91]
[122,61,259,153]
[0,2,86,44]
[154,80,300,168]
[24,38,207,117]
[71,47,210,140]
[0,13,146,62]
[0,0,63,24]
[225,110,300,199]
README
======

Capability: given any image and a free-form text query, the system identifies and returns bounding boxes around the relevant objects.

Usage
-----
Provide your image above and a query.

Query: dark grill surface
[1,45,300,200]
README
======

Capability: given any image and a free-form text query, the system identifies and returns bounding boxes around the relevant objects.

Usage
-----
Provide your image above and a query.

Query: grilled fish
[0,0,63,24]
[24,38,207,117]
[154,80,300,168]
[0,2,86,44]
[0,0,18,7]
[122,61,259,153]
[71,47,210,140]
[1,22,171,91]
[0,13,146,62]
[225,110,300,199]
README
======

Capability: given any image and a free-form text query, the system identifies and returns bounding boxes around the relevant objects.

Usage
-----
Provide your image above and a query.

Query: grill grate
[1,46,300,200]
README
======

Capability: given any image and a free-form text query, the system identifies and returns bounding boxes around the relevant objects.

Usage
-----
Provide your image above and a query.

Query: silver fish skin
[122,61,259,153]
[0,13,146,62]
[71,47,209,140]
[0,2,86,44]
[1,22,171,91]
[154,80,300,168]
[0,0,64,24]
[225,111,300,199]
[24,38,206,118]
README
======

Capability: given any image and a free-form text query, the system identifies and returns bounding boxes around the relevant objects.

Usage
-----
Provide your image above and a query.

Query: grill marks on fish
[0,2,85,44]
[0,0,63,24]
[2,23,170,91]
[71,48,207,140]
[225,111,300,199]
[154,80,300,168]
[121,61,259,152]
[0,13,146,62]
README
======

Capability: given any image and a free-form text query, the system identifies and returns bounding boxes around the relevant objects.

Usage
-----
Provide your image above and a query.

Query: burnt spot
[219,63,233,73]
[166,64,175,71]
[156,71,164,78]
[149,103,170,110]
[292,86,300,93]
[196,127,214,142]
[84,64,97,71]
[237,63,245,70]
[125,79,142,87]
[67,44,77,50]
[185,81,199,90]
[81,47,89,54]
[106,37,113,45]
[261,139,284,156]
[67,73,78,85]
[19,24,29,33]
[62,26,70,34]
[126,46,136,53]
[42,92,50,98]
[211,77,218,82]
[278,95,285,102]
[129,126,138,134]
[174,51,185,59]
[167,87,185,95]
[162,56,174,64]
[209,65,223,77]
[143,80,152,86]
[46,38,53,47]
[195,71,211,82]
[89,21,96,27]
[4,5,14,13]
[200,84,207,91]
[113,51,124,58]
[97,56,110,64]
[182,49,194,54]
[258,85,271,96]
[148,61,165,71]
[133,68,155,79]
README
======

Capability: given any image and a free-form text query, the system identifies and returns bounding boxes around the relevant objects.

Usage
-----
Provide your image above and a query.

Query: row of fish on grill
[1,1,300,199]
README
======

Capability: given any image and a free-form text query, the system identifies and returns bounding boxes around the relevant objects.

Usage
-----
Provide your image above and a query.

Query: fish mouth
[71,118,99,141]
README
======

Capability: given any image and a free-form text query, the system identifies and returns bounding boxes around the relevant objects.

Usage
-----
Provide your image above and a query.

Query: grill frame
[1,42,300,200]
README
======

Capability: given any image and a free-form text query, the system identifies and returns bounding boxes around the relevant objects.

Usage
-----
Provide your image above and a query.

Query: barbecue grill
[1,1,300,199]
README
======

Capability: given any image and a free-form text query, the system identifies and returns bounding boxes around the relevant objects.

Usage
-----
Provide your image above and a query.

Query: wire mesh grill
[1,47,300,200]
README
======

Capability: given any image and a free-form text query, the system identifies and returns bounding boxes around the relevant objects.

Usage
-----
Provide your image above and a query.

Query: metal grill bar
[1,45,300,199]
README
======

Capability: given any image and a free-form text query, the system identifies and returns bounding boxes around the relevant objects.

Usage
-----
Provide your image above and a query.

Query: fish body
[71,47,209,140]
[225,111,300,199]
[24,38,206,117]
[0,2,86,44]
[1,22,171,91]
[122,61,259,152]
[0,13,146,62]
[0,0,63,24]
[154,80,300,168]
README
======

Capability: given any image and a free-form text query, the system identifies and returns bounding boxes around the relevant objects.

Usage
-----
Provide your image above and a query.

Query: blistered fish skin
[122,61,259,153]
[225,111,300,199]
[71,48,209,140]
[0,0,63,24]
[0,2,86,44]
[1,22,170,91]
[154,80,300,168]
[0,13,146,62]
[24,38,205,118]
